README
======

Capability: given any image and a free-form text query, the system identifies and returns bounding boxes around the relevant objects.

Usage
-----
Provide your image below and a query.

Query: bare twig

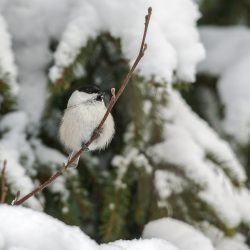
[12,7,152,206]
[0,160,8,203]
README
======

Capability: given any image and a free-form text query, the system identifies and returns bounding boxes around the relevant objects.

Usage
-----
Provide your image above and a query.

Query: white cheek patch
[67,91,98,108]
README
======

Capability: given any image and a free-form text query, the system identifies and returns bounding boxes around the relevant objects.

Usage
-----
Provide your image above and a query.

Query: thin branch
[0,160,8,203]
[12,7,152,206]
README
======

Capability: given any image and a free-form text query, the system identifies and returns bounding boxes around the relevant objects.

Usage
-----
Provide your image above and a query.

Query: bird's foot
[81,142,89,151]
[93,127,103,138]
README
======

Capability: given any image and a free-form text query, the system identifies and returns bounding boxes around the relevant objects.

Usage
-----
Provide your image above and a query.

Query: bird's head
[67,85,105,107]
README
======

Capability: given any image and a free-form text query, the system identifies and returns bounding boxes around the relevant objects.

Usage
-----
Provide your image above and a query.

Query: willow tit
[59,85,115,167]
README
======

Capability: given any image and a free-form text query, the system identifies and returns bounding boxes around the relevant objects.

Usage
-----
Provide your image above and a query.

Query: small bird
[59,85,115,167]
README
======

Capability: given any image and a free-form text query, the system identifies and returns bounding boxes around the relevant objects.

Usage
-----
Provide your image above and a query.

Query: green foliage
[199,0,250,26]
[99,175,130,242]
[133,169,152,227]
[238,141,250,181]
[0,80,16,115]
[46,178,93,227]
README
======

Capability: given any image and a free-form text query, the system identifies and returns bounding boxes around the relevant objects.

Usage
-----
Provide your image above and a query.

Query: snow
[0,1,76,207]
[0,112,42,210]
[154,170,187,200]
[100,239,178,250]
[143,218,215,250]
[0,205,179,250]
[0,205,99,250]
[216,237,250,250]
[0,1,205,210]
[199,222,250,250]
[112,148,152,188]
[198,26,250,144]
[163,89,245,183]
[0,112,77,208]
[0,1,249,245]
[31,139,83,203]
[0,14,18,95]
[1,0,70,125]
[32,139,67,169]
[147,89,250,227]
[49,0,205,84]
[143,218,250,250]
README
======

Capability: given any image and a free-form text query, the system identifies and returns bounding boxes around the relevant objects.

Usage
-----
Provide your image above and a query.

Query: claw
[81,142,89,151]
[93,127,103,137]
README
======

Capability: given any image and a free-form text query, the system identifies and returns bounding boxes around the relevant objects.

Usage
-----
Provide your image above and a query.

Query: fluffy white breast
[59,91,115,151]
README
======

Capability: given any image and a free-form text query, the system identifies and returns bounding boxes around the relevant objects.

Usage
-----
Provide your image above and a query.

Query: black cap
[78,84,101,94]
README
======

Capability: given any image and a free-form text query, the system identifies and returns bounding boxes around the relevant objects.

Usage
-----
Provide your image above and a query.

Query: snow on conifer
[143,218,215,250]
[199,26,250,144]
[49,0,205,83]
[0,14,18,94]
[148,89,250,228]
[0,112,42,210]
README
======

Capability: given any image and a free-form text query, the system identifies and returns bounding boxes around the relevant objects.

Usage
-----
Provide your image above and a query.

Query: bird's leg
[67,151,80,168]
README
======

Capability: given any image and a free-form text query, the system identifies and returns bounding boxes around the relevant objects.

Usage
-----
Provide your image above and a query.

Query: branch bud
[111,88,116,98]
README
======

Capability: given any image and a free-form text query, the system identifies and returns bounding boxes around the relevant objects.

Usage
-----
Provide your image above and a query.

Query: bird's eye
[96,94,103,101]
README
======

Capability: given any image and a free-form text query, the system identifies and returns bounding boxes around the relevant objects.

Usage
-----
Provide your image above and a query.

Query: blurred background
[0,0,250,249]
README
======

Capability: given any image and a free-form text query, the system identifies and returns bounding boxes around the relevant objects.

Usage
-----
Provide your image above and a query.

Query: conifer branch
[12,7,152,206]
[0,160,8,203]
